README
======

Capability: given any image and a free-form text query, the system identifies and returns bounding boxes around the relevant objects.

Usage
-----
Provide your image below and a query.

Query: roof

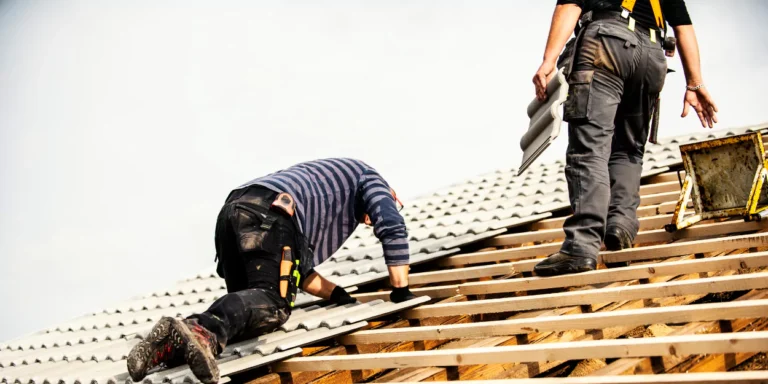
[2,123,767,384]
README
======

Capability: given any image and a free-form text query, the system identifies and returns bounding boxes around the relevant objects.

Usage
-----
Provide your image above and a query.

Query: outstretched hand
[682,87,719,128]
[533,60,557,101]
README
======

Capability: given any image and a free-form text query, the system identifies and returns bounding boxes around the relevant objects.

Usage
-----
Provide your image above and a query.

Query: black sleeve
[663,0,692,26]
[557,0,584,6]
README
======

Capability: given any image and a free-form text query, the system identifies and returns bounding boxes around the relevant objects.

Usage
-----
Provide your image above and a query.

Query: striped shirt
[235,158,410,268]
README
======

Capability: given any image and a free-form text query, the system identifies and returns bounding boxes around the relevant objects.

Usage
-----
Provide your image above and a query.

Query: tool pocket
[232,202,282,255]
[563,70,595,123]
[647,49,669,95]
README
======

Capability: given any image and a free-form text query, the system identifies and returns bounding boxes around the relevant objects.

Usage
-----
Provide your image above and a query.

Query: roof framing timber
[402,272,768,318]
[531,203,687,231]
[459,251,768,296]
[389,371,768,384]
[487,215,762,248]
[439,221,768,267]
[355,249,768,302]
[273,331,768,371]
[339,299,768,345]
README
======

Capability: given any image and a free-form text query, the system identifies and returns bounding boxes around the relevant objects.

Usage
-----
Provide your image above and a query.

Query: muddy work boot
[533,252,596,277]
[127,317,220,383]
[183,318,221,384]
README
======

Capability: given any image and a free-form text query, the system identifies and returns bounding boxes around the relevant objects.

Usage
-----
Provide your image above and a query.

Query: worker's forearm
[542,4,582,64]
[673,25,704,86]
[387,265,409,288]
[301,272,336,299]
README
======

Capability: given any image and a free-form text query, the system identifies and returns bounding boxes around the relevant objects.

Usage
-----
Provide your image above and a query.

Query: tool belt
[215,187,313,308]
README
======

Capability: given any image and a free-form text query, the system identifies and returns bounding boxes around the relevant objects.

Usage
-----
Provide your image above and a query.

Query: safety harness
[622,0,664,29]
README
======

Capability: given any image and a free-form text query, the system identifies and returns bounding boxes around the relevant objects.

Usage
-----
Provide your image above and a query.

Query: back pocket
[232,203,280,254]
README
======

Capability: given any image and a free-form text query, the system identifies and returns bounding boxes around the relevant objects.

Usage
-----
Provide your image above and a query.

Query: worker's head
[356,188,404,226]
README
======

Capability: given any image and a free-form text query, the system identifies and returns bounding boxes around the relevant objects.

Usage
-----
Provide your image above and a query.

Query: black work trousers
[188,186,293,350]
[560,16,668,260]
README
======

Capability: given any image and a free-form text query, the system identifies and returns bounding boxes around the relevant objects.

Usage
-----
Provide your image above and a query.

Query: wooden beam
[440,272,715,381]
[639,180,681,196]
[631,219,768,246]
[371,367,447,383]
[402,272,768,318]
[409,263,517,286]
[340,299,768,345]
[592,289,768,376]
[659,200,681,214]
[357,251,768,302]
[531,203,693,232]
[646,171,684,185]
[488,215,760,249]
[272,331,768,371]
[443,221,768,267]
[437,242,558,267]
[458,251,768,296]
[602,232,768,264]
[485,227,564,247]
[532,206,662,231]
[640,191,681,206]
[386,371,768,384]
[454,271,738,381]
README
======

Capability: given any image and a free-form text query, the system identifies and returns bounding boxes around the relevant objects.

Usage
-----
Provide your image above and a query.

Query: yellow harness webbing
[621,0,665,28]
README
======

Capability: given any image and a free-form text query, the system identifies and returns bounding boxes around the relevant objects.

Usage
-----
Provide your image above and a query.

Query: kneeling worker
[127,158,415,383]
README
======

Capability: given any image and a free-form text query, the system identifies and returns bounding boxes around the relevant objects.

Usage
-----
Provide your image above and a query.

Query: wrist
[686,83,704,91]
[686,77,704,88]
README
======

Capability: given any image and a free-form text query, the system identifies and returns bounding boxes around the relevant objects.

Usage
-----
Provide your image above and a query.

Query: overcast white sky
[1,0,766,342]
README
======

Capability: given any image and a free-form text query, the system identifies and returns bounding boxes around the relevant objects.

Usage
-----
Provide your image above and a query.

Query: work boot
[183,318,221,384]
[127,317,220,384]
[604,226,633,251]
[533,252,596,277]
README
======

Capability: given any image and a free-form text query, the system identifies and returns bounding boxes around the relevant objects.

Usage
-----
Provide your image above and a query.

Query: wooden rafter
[402,272,768,318]
[355,251,768,302]
[439,226,768,267]
[487,215,764,248]
[339,299,768,345]
[274,332,768,371]
[389,371,768,384]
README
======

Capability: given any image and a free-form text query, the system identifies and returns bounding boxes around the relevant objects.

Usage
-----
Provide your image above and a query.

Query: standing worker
[126,158,415,383]
[531,0,719,276]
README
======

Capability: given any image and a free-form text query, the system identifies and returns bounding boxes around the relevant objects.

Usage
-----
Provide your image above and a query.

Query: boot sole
[127,316,174,381]
[171,318,220,384]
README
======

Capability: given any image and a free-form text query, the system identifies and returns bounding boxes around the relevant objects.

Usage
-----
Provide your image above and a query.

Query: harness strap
[621,0,664,28]
[649,0,665,29]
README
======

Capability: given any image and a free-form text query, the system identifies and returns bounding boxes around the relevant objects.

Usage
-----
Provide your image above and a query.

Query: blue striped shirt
[235,158,410,268]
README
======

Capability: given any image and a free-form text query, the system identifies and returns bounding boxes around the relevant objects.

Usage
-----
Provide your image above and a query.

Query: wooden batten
[274,332,768,372]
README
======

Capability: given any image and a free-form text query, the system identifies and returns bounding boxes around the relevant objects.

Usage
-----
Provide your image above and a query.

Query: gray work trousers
[560,17,668,260]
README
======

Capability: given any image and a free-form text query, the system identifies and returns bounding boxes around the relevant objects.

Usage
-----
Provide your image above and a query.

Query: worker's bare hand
[682,87,718,129]
[533,60,557,101]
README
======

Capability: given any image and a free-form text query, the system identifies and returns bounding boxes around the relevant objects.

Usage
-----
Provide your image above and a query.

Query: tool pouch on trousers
[281,245,310,308]
[214,192,315,307]
[563,70,595,123]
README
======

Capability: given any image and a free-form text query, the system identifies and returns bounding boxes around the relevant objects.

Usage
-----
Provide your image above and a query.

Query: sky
[1,0,767,342]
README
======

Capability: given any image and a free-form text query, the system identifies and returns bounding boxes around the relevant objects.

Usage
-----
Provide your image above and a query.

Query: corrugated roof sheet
[1,124,764,384]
